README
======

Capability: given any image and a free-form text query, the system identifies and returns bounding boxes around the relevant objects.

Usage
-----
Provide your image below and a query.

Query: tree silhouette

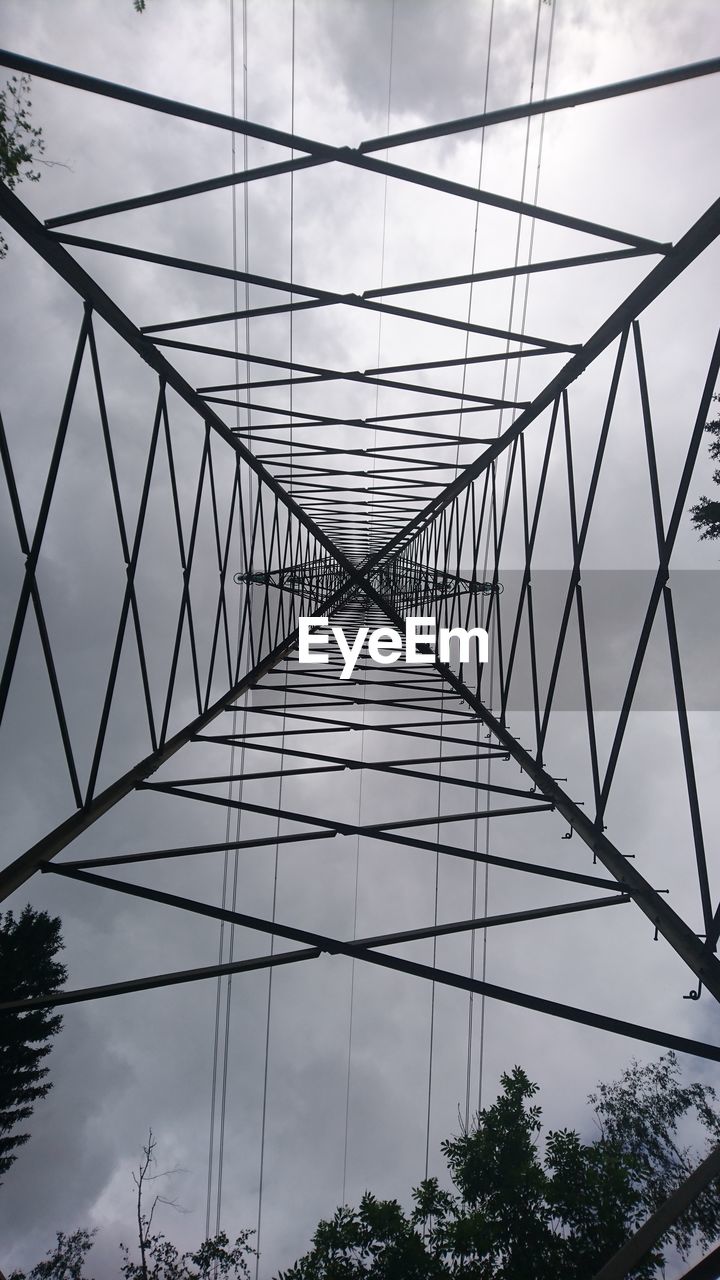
[280,1056,720,1279]
[117,1129,256,1280]
[690,396,720,541]
[0,75,44,258]
[8,1229,97,1280]
[0,904,66,1181]
[5,1055,720,1277]
[6,1130,255,1280]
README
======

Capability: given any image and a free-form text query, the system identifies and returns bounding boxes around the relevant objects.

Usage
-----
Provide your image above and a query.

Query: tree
[0,75,45,258]
[279,1055,720,1279]
[5,1057,720,1277]
[0,904,67,1182]
[8,1230,97,1280]
[117,1130,256,1280]
[690,396,720,540]
[7,1132,255,1280]
[119,1231,256,1280]
[1,3,143,258]
[7,1227,256,1280]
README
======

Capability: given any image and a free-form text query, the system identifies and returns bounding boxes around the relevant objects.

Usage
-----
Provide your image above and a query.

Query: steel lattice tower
[2,42,720,1277]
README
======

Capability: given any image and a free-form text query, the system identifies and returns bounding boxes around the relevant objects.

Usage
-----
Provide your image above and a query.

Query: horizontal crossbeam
[31,864,720,1062]
[364,194,720,572]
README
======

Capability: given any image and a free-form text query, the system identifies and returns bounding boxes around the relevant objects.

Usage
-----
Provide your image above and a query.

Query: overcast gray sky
[2,1,720,1276]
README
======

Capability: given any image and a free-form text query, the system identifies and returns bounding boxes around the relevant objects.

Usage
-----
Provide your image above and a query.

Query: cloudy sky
[2,1,720,1276]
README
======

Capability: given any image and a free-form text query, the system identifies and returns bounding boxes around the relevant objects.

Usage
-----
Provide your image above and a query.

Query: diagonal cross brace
[341,577,720,1004]
[3,164,720,1012]
[0,582,354,903]
[0,182,358,587]
[30,863,720,1063]
[362,194,720,573]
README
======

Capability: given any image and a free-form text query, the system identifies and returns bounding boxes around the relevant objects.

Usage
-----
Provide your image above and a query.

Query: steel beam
[0,48,329,155]
[678,1244,720,1280]
[5,48,719,167]
[0,589,350,902]
[2,891,629,1013]
[0,946,320,1012]
[591,1145,720,1280]
[364,248,655,299]
[1,46,718,1081]
[0,49,673,255]
[360,56,720,152]
[0,184,359,585]
[35,865,720,1062]
[363,195,720,572]
[44,155,321,229]
[343,583,720,1002]
[47,232,573,356]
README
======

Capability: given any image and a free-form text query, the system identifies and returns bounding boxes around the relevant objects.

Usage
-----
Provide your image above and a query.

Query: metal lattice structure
[1,43,720,1276]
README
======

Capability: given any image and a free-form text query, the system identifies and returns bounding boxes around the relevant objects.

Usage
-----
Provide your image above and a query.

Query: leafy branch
[0,75,45,258]
[690,395,720,542]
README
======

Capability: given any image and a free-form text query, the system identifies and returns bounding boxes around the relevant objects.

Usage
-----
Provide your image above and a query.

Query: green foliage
[0,74,45,257]
[690,402,720,540]
[279,1056,720,1279]
[116,1129,256,1279]
[8,1228,254,1280]
[9,1128,254,1280]
[119,1229,256,1280]
[0,904,67,1181]
[590,1054,720,1254]
[6,1056,720,1277]
[8,1229,97,1280]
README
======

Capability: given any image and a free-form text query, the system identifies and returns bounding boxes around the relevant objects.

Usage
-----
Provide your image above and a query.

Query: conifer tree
[0,904,67,1180]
